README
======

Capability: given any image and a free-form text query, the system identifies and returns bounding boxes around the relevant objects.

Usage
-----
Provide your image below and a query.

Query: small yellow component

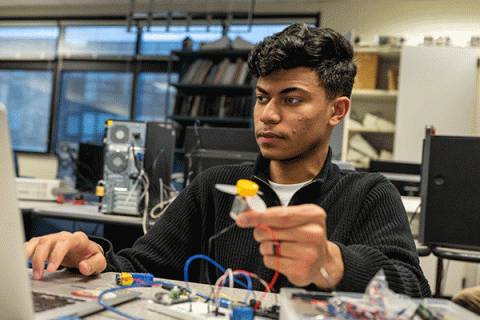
[116,272,134,285]
[96,185,105,197]
[236,179,259,197]
[107,120,113,126]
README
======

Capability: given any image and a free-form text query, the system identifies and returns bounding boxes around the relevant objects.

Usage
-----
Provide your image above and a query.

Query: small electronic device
[16,177,61,201]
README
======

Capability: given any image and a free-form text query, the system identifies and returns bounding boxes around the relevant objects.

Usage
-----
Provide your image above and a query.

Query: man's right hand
[25,231,107,280]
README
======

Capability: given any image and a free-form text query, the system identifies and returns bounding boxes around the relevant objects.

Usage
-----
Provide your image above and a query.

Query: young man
[25,24,431,297]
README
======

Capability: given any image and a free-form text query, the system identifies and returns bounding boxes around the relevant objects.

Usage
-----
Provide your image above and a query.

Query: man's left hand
[235,203,344,290]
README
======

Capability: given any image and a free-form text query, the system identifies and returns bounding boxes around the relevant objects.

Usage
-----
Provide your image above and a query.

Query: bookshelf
[341,46,401,169]
[169,49,255,128]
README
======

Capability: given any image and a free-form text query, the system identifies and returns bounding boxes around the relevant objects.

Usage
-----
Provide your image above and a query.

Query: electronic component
[232,306,254,320]
[153,287,193,306]
[115,272,154,286]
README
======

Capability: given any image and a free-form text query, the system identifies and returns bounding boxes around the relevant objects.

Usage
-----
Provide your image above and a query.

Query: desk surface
[33,269,478,320]
[36,270,277,320]
[20,200,148,227]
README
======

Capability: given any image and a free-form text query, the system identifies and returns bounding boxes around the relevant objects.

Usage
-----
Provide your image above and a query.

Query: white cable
[125,169,143,205]
[214,270,273,308]
[159,177,164,208]
[142,190,149,234]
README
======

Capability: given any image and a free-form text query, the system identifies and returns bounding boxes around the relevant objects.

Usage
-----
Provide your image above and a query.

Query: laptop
[0,103,140,319]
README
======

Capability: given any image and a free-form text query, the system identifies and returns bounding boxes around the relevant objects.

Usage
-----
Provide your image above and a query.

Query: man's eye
[286,97,300,104]
[256,96,268,103]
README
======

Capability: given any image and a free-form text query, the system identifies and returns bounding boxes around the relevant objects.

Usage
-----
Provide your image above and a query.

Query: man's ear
[328,97,350,126]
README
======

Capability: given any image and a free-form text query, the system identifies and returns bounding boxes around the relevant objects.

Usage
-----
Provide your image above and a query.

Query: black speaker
[419,130,480,251]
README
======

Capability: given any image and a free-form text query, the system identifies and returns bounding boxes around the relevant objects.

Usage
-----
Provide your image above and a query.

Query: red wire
[254,224,280,311]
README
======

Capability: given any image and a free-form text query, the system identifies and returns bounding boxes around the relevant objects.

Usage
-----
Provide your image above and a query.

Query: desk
[37,270,277,320]
[20,201,152,250]
[35,270,479,320]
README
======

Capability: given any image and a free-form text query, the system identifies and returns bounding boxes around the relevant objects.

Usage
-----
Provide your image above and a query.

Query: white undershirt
[268,180,310,207]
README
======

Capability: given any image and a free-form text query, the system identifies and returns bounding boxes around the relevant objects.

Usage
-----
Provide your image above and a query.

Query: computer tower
[100,120,147,216]
[419,129,480,251]
[143,122,176,209]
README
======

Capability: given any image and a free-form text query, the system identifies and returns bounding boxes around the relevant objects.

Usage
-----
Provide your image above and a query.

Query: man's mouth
[257,131,282,143]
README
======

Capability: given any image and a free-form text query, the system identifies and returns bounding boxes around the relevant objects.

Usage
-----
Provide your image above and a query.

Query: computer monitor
[369,160,421,196]
[75,142,105,194]
[183,126,259,186]
[419,130,480,252]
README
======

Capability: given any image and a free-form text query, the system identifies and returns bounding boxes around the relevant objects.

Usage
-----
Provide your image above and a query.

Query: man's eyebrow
[255,86,307,95]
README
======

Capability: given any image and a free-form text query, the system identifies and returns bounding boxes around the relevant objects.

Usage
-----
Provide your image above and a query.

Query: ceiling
[0,0,337,19]
[0,0,434,20]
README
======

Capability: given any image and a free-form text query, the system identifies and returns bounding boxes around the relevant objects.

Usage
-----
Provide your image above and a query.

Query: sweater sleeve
[333,178,431,297]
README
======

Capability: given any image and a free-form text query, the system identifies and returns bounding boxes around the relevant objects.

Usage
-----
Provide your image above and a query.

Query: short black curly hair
[248,24,357,100]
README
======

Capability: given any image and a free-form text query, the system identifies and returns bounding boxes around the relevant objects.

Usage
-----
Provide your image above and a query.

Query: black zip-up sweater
[97,150,431,297]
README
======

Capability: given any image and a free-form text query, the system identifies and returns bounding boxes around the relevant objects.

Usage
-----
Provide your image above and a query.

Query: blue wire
[184,254,252,292]
[97,282,149,320]
[96,279,213,319]
[97,254,257,320]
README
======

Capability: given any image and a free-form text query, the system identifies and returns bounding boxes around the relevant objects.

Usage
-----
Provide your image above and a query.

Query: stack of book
[173,93,253,119]
[181,58,250,86]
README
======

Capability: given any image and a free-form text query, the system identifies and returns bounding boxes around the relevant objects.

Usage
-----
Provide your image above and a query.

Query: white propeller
[215,182,267,213]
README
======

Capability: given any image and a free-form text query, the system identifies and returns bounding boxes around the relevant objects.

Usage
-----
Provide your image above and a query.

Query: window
[0,26,58,58]
[141,25,223,55]
[56,71,133,145]
[228,24,290,44]
[0,70,53,152]
[60,26,138,56]
[134,72,179,122]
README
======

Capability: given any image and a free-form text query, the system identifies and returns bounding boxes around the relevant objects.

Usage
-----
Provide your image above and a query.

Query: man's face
[254,67,335,161]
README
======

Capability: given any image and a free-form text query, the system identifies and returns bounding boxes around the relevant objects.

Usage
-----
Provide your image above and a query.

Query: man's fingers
[236,204,326,228]
[26,231,98,280]
[78,252,107,276]
[24,237,40,261]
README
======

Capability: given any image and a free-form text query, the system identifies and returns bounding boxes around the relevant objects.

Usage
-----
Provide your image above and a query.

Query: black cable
[409,203,421,225]
[205,222,237,285]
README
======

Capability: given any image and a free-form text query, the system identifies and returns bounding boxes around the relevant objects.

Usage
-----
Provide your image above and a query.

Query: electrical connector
[115,272,154,286]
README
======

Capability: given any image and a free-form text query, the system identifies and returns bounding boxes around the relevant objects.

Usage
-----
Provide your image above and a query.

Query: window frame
[0,13,321,154]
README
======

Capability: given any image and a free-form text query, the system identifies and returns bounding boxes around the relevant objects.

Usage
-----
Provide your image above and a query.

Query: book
[217,95,227,118]
[191,59,214,84]
[230,58,245,85]
[220,62,238,85]
[212,58,231,85]
[181,59,202,84]
[180,95,194,116]
[189,95,203,117]
[235,61,249,85]
[173,92,186,115]
[203,64,219,84]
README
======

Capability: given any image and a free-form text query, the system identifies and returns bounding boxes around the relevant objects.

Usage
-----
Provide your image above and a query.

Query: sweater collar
[252,147,337,186]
